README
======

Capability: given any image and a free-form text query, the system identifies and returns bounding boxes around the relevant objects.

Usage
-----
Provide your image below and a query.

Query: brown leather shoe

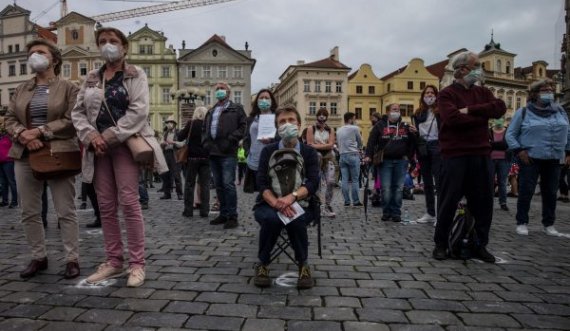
[64,261,80,279]
[20,257,48,278]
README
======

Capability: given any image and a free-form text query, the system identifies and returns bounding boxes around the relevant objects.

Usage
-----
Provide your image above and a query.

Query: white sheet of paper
[277,202,306,225]
[257,114,276,140]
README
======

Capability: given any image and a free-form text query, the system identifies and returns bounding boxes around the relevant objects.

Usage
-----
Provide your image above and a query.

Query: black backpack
[448,203,477,260]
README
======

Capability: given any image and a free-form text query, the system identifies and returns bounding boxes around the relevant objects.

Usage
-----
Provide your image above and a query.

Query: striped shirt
[210,101,229,139]
[29,85,49,128]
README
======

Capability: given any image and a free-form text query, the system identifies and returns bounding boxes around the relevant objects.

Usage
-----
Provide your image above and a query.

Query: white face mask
[389,112,400,122]
[100,43,122,62]
[423,96,436,106]
[28,53,50,73]
[166,123,175,130]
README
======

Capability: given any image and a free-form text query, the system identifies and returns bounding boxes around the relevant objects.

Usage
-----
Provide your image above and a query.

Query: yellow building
[347,63,383,143]
[127,24,177,132]
[380,58,439,121]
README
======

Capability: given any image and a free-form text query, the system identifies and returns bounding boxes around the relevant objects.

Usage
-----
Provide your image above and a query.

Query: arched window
[506,61,511,74]
[496,59,502,73]
[539,68,543,77]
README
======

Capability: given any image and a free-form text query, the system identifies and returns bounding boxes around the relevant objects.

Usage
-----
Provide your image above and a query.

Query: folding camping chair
[268,195,323,267]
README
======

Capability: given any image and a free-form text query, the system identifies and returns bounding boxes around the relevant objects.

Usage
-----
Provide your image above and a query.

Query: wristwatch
[292,191,299,201]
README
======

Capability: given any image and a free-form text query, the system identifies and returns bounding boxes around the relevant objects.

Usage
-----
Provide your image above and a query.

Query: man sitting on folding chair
[253,105,320,289]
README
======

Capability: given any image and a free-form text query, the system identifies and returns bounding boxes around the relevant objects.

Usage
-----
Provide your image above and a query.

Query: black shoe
[8,203,17,209]
[210,215,228,225]
[353,202,363,207]
[157,188,164,193]
[0,202,8,207]
[182,210,192,217]
[177,194,183,200]
[297,264,314,289]
[86,219,101,228]
[381,214,391,222]
[200,212,209,218]
[391,216,402,222]
[432,246,448,260]
[344,202,351,207]
[159,194,172,200]
[253,264,271,288]
[473,246,496,263]
[79,202,87,210]
[140,202,149,210]
[63,261,80,279]
[223,217,238,229]
[20,257,48,278]
[500,204,509,211]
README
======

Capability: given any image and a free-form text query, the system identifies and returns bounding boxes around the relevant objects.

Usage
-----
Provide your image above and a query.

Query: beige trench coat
[71,63,167,183]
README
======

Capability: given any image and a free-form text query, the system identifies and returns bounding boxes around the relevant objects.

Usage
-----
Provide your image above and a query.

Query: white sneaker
[322,205,336,218]
[516,224,528,236]
[127,267,145,287]
[86,262,124,284]
[416,213,436,223]
[544,226,560,237]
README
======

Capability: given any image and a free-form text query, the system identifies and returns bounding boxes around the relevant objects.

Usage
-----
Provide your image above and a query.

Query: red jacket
[438,83,506,158]
[0,134,13,163]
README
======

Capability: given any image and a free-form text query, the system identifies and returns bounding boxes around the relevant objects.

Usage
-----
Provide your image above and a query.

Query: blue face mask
[278,123,298,143]
[464,68,483,86]
[539,92,554,104]
[258,99,271,110]
[215,89,227,101]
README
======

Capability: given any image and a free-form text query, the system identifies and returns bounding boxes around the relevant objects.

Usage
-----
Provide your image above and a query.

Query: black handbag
[243,167,256,193]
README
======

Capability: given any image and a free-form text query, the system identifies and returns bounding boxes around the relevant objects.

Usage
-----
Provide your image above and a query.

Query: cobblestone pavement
[0,183,569,331]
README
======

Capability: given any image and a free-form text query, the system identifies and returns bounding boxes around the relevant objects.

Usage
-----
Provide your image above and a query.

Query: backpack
[268,148,305,197]
[448,202,477,260]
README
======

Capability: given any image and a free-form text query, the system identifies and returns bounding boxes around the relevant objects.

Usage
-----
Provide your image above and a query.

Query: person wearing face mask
[336,112,363,207]
[434,51,506,263]
[202,81,247,229]
[252,105,320,289]
[365,104,417,222]
[412,85,441,224]
[4,39,80,280]
[489,117,510,212]
[506,79,570,237]
[159,116,184,200]
[242,89,278,192]
[72,27,168,288]
[307,108,337,217]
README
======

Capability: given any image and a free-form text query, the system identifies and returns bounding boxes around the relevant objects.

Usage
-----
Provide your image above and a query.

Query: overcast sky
[15,0,565,91]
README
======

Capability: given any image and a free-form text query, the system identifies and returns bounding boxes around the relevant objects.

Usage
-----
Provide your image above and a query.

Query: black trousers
[184,159,211,216]
[435,155,494,248]
[162,149,183,195]
[418,141,441,217]
[254,203,312,265]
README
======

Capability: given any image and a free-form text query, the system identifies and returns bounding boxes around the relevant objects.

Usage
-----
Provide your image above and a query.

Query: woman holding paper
[243,89,278,192]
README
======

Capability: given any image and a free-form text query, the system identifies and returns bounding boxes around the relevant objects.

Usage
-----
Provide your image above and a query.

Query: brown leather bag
[175,120,193,164]
[28,143,82,180]
[126,134,154,164]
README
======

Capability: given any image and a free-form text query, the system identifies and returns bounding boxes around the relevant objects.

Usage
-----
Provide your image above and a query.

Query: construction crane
[92,0,237,23]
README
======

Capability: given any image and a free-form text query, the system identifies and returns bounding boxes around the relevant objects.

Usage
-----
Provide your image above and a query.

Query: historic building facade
[127,24,177,131]
[274,47,350,130]
[347,63,383,142]
[177,34,255,121]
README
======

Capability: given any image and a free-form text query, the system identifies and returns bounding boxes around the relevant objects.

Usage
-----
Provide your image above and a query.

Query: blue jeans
[0,161,17,205]
[210,156,238,218]
[378,159,408,217]
[492,159,509,205]
[516,159,560,227]
[340,153,361,204]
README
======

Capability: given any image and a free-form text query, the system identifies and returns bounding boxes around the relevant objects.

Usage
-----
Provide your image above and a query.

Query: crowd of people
[1,28,569,290]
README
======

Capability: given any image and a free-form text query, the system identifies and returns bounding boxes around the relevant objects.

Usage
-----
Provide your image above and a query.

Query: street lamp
[170,88,205,125]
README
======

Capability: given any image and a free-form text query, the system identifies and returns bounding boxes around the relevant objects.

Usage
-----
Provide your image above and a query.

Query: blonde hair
[193,106,208,120]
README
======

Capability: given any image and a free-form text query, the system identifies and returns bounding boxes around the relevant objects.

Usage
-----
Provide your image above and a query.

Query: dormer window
[72,30,79,40]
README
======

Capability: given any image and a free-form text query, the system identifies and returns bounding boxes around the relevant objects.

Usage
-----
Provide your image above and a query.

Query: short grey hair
[528,78,555,102]
[193,106,208,120]
[451,51,478,78]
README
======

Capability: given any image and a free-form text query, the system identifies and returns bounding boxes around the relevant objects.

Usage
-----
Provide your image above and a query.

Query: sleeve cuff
[101,128,121,147]
[12,127,25,140]
[38,125,53,140]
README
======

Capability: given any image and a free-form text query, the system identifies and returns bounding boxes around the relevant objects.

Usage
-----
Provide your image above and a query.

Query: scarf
[527,102,559,118]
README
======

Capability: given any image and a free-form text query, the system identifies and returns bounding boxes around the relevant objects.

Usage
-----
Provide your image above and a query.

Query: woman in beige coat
[72,27,167,288]
[4,39,81,279]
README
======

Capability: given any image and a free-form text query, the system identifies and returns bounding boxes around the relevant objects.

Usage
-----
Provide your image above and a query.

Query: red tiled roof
[348,70,358,80]
[380,64,406,81]
[426,59,448,80]
[36,25,57,43]
[198,34,232,50]
[298,57,350,70]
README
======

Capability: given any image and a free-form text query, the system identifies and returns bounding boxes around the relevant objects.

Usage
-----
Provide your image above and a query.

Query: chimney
[220,35,226,42]
[330,46,339,61]
[297,60,305,65]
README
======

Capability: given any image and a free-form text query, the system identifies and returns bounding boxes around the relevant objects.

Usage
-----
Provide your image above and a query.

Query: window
[234,91,242,104]
[203,65,211,78]
[506,61,511,74]
[368,86,375,94]
[79,63,87,76]
[356,85,363,94]
[516,97,521,109]
[387,83,391,92]
[539,68,543,77]
[63,64,71,77]
[93,62,102,70]
[496,59,502,73]
[139,45,153,54]
[20,63,27,75]
[355,107,362,120]
[407,81,414,90]
[162,88,170,104]
[205,89,212,106]
[8,45,13,53]
[400,104,414,117]
[336,81,342,93]
[162,66,170,78]
[304,81,310,92]
[233,66,242,79]
[71,30,79,40]
[218,66,227,79]
[330,102,338,115]
[187,65,197,78]
[143,66,151,78]
[369,108,377,119]
[8,88,16,99]
[309,102,317,115]
[315,81,321,93]
[8,64,16,76]
[507,96,513,109]
[319,102,327,109]
[15,44,19,52]
[420,82,426,90]
[325,81,332,93]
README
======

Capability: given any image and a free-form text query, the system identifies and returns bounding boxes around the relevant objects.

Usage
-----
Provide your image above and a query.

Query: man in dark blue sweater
[434,51,506,263]
[253,105,320,289]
